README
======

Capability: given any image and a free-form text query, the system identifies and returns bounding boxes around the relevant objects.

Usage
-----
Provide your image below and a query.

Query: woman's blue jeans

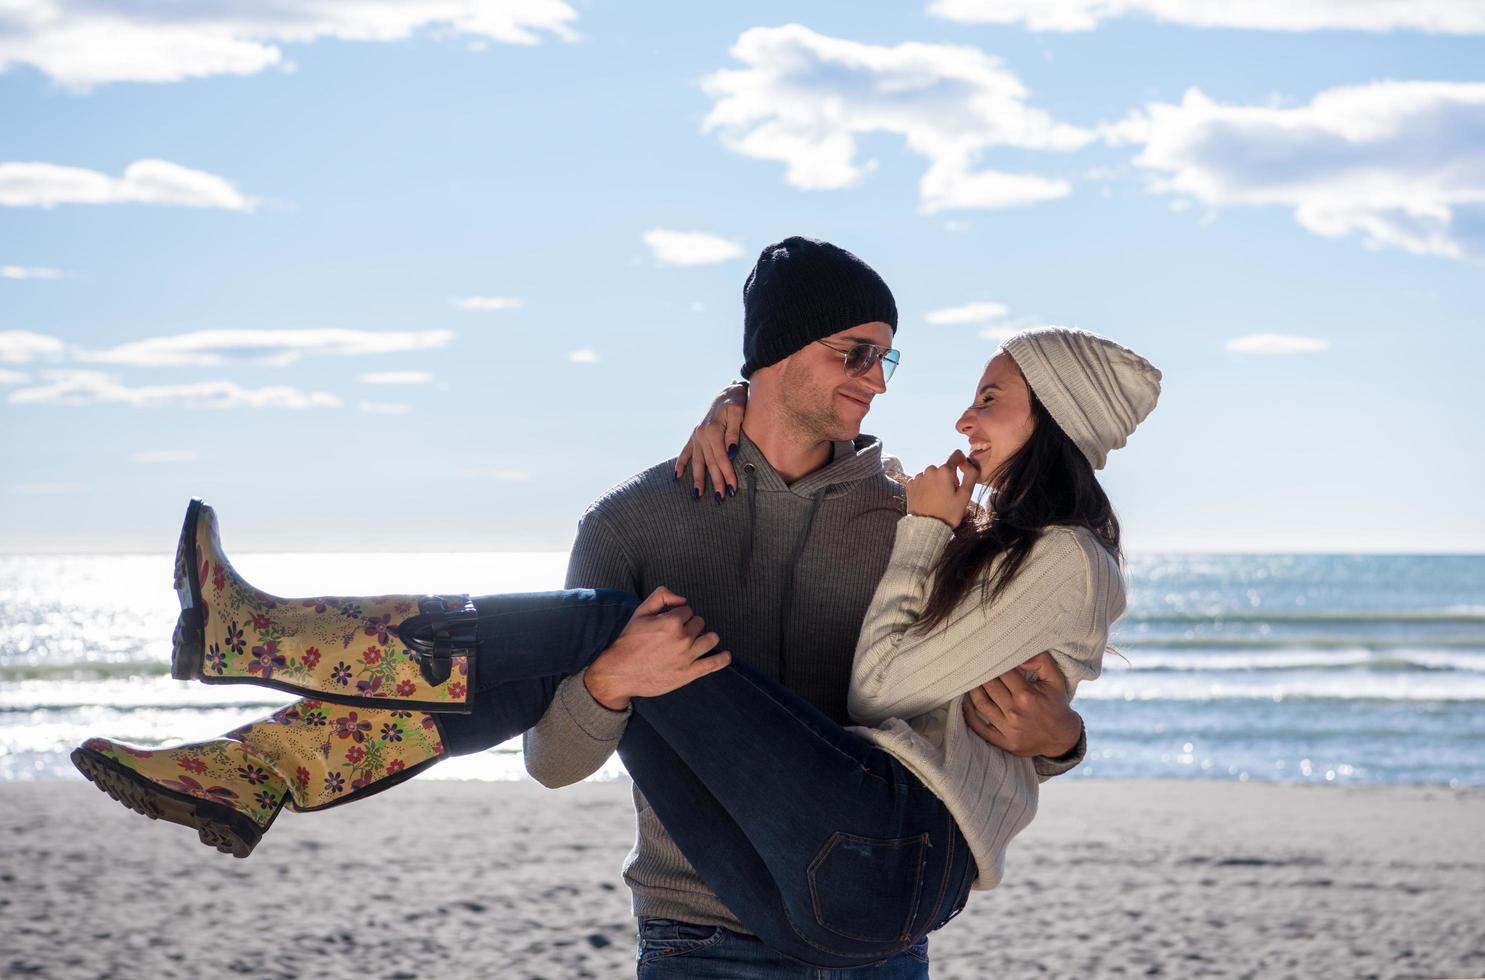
[435,589,976,971]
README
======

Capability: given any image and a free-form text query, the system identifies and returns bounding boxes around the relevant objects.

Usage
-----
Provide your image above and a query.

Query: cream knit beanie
[1000,326,1161,470]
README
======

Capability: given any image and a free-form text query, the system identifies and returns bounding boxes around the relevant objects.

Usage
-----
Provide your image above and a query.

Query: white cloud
[568,348,599,363]
[1109,82,1485,260]
[455,296,525,311]
[357,371,433,384]
[131,450,198,464]
[2,265,64,279]
[926,301,1010,325]
[0,0,580,89]
[701,24,1091,213]
[9,370,341,408]
[0,368,29,384]
[359,400,411,415]
[11,482,86,495]
[0,331,65,364]
[77,328,454,367]
[921,168,1075,212]
[929,0,1485,33]
[0,160,257,211]
[642,229,745,266]
[1226,334,1330,354]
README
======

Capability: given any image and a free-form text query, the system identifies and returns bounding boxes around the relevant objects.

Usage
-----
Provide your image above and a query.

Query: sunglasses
[815,339,900,382]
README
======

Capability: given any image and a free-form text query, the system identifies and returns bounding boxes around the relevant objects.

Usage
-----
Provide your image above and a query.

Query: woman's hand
[905,450,980,529]
[675,381,748,502]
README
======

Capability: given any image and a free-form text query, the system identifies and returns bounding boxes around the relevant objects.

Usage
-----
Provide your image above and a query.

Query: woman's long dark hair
[911,386,1121,635]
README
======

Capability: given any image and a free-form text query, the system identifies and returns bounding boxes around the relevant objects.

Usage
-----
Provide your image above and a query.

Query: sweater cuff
[559,667,631,742]
[891,514,954,572]
[1034,722,1086,780]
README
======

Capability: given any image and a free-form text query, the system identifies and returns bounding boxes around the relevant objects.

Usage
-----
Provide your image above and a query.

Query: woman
[73,325,1159,969]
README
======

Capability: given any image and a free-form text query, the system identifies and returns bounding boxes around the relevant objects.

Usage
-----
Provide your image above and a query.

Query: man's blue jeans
[636,919,931,979]
[433,589,975,972]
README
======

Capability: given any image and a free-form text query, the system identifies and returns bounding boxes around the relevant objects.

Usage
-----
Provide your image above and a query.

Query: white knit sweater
[847,514,1124,890]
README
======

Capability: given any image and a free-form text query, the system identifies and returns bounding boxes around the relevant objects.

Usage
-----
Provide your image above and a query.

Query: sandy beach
[4,778,1482,979]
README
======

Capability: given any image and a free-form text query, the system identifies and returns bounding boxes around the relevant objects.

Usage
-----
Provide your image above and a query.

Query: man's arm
[522,510,641,788]
[1033,723,1086,781]
[962,661,1086,779]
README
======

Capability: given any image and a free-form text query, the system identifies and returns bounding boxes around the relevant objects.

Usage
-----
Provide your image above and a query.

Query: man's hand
[583,586,732,711]
[961,651,1082,758]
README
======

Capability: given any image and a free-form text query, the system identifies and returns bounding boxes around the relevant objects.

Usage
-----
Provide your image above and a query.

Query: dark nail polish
[673,469,680,481]
[692,488,701,501]
[727,485,736,498]
[714,491,723,505]
[727,443,738,459]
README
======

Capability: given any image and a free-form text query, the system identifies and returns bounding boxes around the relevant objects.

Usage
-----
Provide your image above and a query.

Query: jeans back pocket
[806,832,928,943]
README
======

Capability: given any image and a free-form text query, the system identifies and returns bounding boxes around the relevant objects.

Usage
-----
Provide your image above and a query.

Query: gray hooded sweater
[523,430,1081,931]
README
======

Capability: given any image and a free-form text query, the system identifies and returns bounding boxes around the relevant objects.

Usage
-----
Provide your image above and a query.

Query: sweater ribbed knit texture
[848,515,1124,891]
[523,434,1087,932]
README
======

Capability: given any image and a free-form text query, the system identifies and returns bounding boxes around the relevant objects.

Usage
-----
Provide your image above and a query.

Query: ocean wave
[1112,636,1485,651]
[1080,670,1485,702]
[4,643,1484,712]
[0,660,170,681]
[1122,610,1485,624]
[1107,648,1485,673]
[0,677,295,712]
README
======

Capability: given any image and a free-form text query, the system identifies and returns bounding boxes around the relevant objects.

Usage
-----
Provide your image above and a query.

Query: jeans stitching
[806,831,929,944]
[777,900,925,963]
[636,922,726,965]
[920,818,956,935]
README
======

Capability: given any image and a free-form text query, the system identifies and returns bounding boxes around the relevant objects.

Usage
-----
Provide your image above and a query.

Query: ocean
[2,552,1482,786]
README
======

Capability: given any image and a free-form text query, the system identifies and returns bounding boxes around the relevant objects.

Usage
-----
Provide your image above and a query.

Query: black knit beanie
[740,236,898,379]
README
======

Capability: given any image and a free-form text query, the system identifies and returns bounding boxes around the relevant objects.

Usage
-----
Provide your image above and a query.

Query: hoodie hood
[731,429,891,688]
[732,429,887,499]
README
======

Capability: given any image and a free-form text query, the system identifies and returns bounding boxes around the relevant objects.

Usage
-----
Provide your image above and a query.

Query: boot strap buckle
[403,595,477,688]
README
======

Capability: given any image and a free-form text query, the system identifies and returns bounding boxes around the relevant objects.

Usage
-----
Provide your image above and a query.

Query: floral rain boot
[72,700,446,857]
[170,498,478,712]
[71,735,289,858]
[236,698,446,812]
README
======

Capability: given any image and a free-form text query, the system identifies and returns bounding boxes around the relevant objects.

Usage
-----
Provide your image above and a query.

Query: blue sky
[3,1,1482,554]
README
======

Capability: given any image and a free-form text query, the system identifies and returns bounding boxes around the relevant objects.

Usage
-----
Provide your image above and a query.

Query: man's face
[773,321,895,443]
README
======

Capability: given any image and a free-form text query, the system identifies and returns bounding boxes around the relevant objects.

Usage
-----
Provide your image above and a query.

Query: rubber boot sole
[170,498,205,681]
[71,744,283,858]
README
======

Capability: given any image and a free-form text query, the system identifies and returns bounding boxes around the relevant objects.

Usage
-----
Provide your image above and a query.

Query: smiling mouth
[839,392,871,409]
[969,443,990,455]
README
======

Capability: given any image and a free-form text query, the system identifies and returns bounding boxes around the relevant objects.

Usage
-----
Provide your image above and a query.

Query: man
[525,236,1084,977]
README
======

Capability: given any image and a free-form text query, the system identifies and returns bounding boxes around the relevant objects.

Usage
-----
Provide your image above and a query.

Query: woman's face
[956,351,1036,486]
